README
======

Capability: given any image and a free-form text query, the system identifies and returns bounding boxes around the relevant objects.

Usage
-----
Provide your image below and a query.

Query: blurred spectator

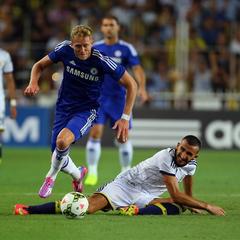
[147,60,170,93]
[209,32,230,92]
[189,55,213,93]
[46,30,67,52]
[230,27,240,91]
[30,7,52,60]
[0,0,240,109]
[199,15,220,49]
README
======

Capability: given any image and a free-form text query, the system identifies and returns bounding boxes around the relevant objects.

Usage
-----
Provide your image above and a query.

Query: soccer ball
[60,192,89,219]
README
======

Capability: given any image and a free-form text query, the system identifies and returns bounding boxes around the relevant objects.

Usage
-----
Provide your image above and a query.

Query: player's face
[175,140,199,167]
[71,36,93,60]
[101,18,120,39]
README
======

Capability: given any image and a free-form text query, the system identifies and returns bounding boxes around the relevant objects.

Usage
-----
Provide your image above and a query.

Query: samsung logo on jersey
[66,66,99,81]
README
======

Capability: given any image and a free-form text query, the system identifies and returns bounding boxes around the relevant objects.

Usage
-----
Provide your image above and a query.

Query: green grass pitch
[0,147,239,240]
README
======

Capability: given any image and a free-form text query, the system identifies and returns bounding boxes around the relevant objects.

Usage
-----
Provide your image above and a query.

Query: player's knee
[89,126,103,139]
[56,138,68,150]
[87,200,98,214]
[87,194,108,214]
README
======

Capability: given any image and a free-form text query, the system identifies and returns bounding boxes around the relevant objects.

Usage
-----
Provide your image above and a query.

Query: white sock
[86,138,101,176]
[61,156,81,180]
[119,140,133,172]
[46,147,69,180]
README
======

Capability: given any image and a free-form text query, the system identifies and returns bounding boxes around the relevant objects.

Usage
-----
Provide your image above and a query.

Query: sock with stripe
[61,155,81,180]
[138,203,184,215]
[46,147,69,180]
[86,138,101,176]
[118,140,133,172]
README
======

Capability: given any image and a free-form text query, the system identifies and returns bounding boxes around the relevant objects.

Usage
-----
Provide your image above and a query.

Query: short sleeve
[3,52,13,73]
[126,44,140,67]
[154,150,176,176]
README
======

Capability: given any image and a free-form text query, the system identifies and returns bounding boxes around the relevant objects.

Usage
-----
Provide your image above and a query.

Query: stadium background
[1,0,240,149]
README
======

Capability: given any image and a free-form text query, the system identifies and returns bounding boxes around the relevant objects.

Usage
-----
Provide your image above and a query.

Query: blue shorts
[96,96,132,129]
[51,109,97,152]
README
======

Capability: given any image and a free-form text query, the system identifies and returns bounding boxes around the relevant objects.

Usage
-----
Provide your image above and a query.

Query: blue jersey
[93,40,140,99]
[48,40,125,113]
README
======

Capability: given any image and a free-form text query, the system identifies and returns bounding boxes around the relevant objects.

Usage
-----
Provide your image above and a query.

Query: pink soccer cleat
[72,166,88,193]
[38,177,55,198]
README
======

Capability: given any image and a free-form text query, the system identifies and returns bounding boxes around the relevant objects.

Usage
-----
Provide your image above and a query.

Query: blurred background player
[0,47,17,164]
[85,15,148,186]
[24,25,137,198]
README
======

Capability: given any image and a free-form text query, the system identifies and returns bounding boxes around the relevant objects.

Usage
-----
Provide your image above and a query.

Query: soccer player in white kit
[88,135,224,216]
[0,48,17,163]
[14,135,225,216]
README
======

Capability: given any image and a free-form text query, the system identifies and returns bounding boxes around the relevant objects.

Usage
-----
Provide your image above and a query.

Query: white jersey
[98,148,197,209]
[117,148,197,196]
[0,48,13,129]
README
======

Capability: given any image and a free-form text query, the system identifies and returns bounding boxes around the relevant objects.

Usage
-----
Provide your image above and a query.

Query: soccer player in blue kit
[24,25,137,198]
[85,15,148,185]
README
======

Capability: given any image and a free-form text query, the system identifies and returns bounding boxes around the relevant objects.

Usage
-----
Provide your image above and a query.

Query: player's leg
[61,157,88,192]
[85,122,105,186]
[87,193,110,214]
[39,128,74,198]
[107,98,134,172]
[119,202,185,216]
[118,139,133,172]
[39,110,97,198]
[14,194,109,215]
[14,201,61,215]
[116,117,133,172]
[61,110,97,191]
[119,197,185,216]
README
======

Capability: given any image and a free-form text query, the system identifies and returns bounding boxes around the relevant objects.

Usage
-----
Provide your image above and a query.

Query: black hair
[182,135,201,149]
[102,15,120,25]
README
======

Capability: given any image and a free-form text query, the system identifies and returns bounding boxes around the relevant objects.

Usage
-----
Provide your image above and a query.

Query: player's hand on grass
[112,119,129,143]
[206,204,225,216]
[24,83,40,96]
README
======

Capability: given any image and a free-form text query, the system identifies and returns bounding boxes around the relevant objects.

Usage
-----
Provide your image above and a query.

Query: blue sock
[138,203,184,215]
[28,202,58,214]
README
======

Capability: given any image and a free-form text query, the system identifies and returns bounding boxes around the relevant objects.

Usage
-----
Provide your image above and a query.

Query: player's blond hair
[71,25,93,40]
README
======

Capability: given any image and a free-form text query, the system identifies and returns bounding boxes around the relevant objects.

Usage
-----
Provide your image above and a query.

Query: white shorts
[97,177,156,210]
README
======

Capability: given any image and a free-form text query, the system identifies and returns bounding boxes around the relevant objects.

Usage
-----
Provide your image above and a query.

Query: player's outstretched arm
[24,55,53,97]
[163,174,225,216]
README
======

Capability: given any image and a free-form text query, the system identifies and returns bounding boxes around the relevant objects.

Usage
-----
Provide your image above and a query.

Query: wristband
[121,113,130,121]
[10,99,17,107]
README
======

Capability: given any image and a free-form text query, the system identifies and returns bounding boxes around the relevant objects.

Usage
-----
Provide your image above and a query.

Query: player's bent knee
[56,138,68,150]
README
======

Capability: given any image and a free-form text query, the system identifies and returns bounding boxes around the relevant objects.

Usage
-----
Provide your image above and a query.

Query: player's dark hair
[182,135,201,149]
[102,14,120,25]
